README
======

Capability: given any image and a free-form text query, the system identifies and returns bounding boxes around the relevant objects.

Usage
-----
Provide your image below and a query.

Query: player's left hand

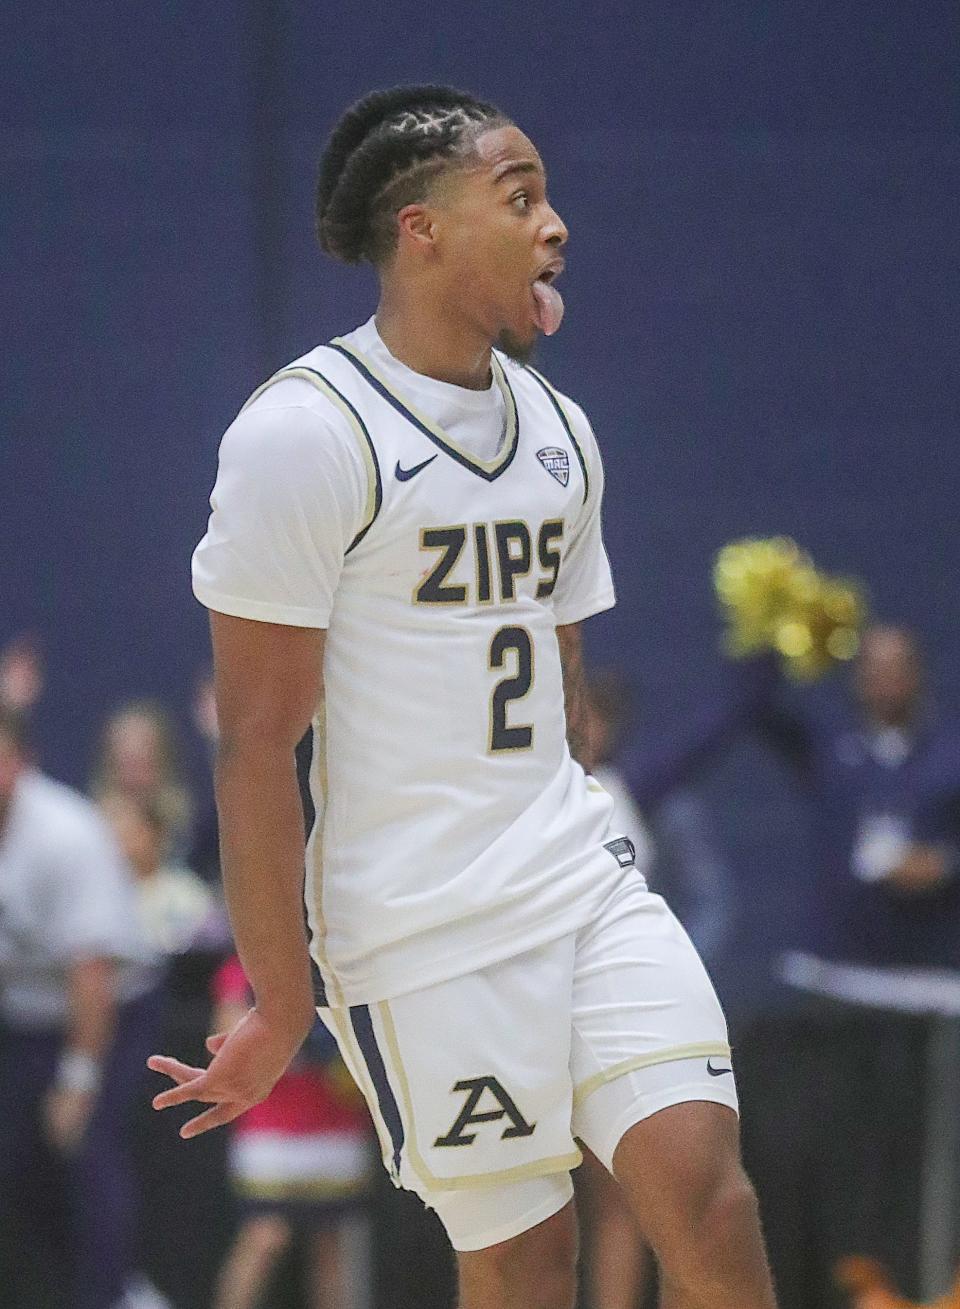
[147,1005,308,1139]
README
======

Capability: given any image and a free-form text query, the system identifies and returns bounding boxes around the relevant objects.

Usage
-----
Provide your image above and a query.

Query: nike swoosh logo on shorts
[707,1059,732,1077]
[395,455,438,482]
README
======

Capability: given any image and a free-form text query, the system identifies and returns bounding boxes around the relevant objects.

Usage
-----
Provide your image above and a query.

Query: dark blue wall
[4,1,958,1005]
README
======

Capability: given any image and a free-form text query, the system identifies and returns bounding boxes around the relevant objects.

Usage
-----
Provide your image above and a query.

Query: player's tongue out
[531,279,565,336]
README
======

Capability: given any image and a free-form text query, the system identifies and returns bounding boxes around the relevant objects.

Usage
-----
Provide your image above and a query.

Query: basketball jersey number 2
[489,626,534,752]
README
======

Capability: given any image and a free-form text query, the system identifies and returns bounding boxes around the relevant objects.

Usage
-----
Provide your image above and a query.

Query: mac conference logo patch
[536,446,570,487]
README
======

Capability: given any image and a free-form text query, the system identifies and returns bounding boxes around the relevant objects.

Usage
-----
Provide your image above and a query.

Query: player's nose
[542,204,568,248]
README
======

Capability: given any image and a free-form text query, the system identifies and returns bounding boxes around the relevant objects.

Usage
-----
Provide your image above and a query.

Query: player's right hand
[147,1005,310,1139]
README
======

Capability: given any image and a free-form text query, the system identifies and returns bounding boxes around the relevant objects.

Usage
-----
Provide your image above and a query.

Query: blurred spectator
[0,632,44,716]
[99,789,231,1308]
[586,669,737,964]
[211,955,374,1309]
[101,790,226,959]
[736,626,960,1309]
[581,669,655,878]
[91,701,194,862]
[0,704,156,1309]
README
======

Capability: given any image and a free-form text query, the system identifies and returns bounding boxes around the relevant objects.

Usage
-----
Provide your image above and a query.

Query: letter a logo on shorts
[433,1076,537,1147]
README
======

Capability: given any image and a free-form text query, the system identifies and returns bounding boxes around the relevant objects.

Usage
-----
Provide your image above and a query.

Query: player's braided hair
[316,85,508,266]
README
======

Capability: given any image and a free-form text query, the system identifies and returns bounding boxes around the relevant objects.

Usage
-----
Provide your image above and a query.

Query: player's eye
[510,190,530,211]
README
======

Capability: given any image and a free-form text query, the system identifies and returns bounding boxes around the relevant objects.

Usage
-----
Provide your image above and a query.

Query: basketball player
[149,86,777,1308]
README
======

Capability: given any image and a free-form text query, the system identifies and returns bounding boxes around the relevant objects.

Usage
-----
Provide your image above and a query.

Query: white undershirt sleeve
[192,391,369,628]
[551,401,617,626]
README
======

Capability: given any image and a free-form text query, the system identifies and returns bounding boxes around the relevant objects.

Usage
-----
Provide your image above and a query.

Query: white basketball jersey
[194,325,622,1006]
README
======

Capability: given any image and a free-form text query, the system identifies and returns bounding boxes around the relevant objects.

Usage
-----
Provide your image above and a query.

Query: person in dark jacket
[737,625,960,1309]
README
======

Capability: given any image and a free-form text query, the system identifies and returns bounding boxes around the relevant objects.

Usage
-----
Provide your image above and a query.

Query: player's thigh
[318,937,581,1252]
[570,876,738,1174]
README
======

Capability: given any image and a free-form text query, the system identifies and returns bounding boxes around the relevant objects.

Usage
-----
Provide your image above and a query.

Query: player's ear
[396,204,439,257]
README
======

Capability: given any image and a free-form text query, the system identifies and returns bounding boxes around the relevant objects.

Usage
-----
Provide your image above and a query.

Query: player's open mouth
[531,264,565,336]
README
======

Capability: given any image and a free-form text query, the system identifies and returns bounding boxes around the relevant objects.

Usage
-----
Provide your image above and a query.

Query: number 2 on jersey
[489,626,534,752]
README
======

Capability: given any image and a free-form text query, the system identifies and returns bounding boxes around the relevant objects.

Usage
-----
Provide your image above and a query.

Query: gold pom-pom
[713,537,868,680]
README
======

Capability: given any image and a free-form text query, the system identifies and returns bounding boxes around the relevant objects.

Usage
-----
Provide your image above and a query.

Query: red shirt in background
[213,955,369,1138]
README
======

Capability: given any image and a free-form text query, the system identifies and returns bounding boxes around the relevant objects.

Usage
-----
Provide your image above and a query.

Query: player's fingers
[179,1101,245,1139]
[151,1074,223,1111]
[205,1032,228,1055]
[147,1054,205,1084]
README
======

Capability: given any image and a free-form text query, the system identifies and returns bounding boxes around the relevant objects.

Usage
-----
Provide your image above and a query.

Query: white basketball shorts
[318,869,737,1251]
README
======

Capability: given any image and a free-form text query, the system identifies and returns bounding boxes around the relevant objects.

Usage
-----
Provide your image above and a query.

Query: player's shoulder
[239,343,350,423]
[221,343,363,466]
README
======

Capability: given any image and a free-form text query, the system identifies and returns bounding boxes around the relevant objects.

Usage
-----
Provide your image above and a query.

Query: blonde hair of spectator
[91,699,193,858]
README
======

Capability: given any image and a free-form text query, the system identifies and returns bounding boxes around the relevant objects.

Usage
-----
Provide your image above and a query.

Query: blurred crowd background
[3,2,958,1307]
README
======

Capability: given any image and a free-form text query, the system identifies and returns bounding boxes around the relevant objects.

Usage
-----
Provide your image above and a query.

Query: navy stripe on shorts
[349,1003,405,1176]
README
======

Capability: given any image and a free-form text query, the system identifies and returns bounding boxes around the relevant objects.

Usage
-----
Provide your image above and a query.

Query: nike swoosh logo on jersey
[706,1059,732,1077]
[395,455,438,482]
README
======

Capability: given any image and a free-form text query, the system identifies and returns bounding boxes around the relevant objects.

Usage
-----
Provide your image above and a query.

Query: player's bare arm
[557,621,594,774]
[148,612,323,1138]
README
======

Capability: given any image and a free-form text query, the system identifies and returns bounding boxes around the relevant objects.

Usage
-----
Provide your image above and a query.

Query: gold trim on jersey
[377,1001,582,1192]
[329,338,520,479]
[241,366,380,547]
[571,1040,734,1109]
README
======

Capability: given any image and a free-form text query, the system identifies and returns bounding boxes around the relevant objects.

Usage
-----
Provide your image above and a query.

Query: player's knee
[587,1159,634,1225]
[687,1169,761,1268]
[461,1208,579,1308]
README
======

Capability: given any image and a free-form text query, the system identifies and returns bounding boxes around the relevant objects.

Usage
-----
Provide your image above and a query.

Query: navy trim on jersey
[296,365,383,554]
[310,958,328,1008]
[327,343,521,484]
[349,1004,405,1175]
[524,369,589,504]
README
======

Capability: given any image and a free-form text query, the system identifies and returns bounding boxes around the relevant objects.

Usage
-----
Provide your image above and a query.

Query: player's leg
[578,1147,651,1309]
[212,1213,292,1309]
[612,1100,775,1308]
[317,939,585,1306]
[571,876,777,1308]
[456,1200,579,1309]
